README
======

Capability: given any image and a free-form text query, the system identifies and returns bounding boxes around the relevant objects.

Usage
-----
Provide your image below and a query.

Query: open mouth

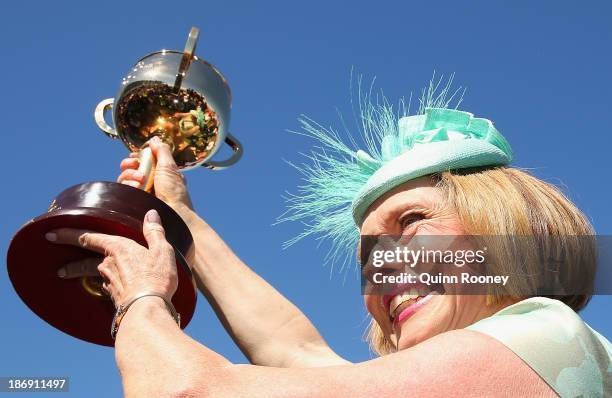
[385,284,444,326]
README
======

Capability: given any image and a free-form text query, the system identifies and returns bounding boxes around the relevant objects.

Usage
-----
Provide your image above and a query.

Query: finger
[102,282,119,306]
[120,157,140,171]
[117,169,145,184]
[101,281,110,295]
[97,258,122,291]
[122,180,142,189]
[46,229,123,255]
[149,136,178,171]
[129,152,139,159]
[98,247,131,287]
[57,257,102,279]
[142,210,169,252]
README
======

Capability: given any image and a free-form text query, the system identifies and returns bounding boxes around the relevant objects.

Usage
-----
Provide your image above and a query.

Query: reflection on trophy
[7,27,241,346]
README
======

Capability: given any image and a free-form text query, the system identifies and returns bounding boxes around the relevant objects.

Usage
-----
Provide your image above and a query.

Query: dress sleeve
[466,297,612,398]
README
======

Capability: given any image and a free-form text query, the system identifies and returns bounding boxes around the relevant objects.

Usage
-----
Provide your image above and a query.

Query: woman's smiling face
[360,176,497,351]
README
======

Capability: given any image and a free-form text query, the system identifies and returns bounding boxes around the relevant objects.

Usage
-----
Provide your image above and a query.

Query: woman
[48,100,611,397]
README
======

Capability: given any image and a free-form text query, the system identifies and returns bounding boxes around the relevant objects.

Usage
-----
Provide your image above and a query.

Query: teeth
[388,289,419,318]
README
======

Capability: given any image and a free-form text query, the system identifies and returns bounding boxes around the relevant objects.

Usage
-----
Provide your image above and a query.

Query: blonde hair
[366,166,596,356]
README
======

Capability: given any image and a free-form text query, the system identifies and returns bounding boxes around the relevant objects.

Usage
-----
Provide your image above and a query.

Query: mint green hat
[351,107,512,225]
[280,80,513,271]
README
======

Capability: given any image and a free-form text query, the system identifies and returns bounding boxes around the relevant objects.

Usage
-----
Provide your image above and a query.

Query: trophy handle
[202,133,243,170]
[94,98,119,139]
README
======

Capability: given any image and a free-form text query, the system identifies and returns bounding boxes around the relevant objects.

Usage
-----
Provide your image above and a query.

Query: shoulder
[467,297,585,346]
[391,327,558,397]
[467,297,612,397]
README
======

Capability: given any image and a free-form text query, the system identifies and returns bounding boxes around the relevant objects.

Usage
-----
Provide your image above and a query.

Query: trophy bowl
[7,27,240,346]
[95,29,241,171]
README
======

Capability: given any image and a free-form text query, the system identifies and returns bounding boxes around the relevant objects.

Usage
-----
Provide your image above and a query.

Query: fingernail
[57,268,66,278]
[125,180,141,188]
[151,136,161,144]
[133,171,145,179]
[45,232,57,242]
[145,209,161,224]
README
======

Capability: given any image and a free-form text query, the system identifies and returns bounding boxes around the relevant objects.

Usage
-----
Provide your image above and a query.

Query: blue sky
[1,1,610,396]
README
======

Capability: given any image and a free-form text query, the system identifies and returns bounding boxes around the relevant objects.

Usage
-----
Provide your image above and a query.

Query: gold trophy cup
[7,27,241,346]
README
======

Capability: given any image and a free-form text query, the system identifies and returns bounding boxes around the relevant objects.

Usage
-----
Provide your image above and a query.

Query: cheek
[363,294,378,316]
[404,296,456,334]
[417,220,464,236]
[417,208,465,236]
[415,295,481,332]
[364,294,388,328]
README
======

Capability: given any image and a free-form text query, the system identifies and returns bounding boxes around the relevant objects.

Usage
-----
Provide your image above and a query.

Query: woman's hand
[118,136,193,211]
[47,209,178,306]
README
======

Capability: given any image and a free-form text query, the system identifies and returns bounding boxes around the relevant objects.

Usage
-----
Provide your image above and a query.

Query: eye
[399,213,425,229]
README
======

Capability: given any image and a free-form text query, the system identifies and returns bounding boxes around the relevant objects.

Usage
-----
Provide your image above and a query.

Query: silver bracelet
[111,292,181,340]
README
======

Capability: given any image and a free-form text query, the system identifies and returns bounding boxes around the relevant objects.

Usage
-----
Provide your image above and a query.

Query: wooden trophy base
[7,181,197,346]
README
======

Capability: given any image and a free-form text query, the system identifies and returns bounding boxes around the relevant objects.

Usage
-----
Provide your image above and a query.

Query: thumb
[143,209,166,250]
[149,136,178,171]
[57,257,102,279]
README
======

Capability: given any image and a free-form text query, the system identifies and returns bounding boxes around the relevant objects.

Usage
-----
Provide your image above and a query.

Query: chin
[394,321,437,350]
[393,297,450,350]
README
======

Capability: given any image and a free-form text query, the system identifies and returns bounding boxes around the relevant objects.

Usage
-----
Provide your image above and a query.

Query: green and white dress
[467,297,612,397]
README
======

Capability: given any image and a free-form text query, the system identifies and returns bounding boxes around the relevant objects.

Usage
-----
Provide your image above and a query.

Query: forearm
[115,303,556,398]
[114,297,347,398]
[171,203,347,367]
[115,296,230,397]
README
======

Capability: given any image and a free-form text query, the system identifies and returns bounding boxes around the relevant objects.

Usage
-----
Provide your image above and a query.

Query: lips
[383,284,443,328]
[388,287,424,318]
[382,282,430,314]
[390,294,419,318]
[392,292,437,328]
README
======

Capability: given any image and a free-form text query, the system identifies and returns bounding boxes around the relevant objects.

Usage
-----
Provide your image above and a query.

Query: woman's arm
[114,296,230,397]
[116,296,555,398]
[119,138,348,368]
[173,202,349,368]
